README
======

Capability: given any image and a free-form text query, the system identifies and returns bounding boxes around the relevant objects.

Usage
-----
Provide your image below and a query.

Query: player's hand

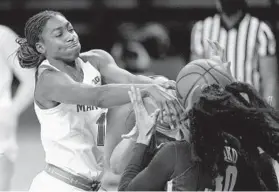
[157,98,185,129]
[144,84,177,118]
[128,86,160,145]
[158,80,176,90]
[174,116,190,142]
[207,40,235,81]
[161,97,191,141]
[207,39,226,63]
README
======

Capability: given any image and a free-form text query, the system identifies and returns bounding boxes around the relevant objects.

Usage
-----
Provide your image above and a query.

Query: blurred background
[2,0,279,190]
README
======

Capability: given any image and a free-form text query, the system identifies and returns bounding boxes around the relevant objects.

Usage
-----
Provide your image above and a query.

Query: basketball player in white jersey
[0,25,35,190]
[16,10,176,192]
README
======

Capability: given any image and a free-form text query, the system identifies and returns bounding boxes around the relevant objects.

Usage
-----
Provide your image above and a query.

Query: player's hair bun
[16,37,45,68]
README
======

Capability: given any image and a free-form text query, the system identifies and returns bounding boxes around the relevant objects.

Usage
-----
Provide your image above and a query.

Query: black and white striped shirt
[191,13,276,92]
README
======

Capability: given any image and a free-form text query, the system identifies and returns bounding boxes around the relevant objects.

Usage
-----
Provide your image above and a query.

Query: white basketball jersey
[34,58,107,180]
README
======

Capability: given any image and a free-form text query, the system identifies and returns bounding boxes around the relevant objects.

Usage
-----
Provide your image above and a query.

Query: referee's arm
[258,22,279,108]
[190,21,204,61]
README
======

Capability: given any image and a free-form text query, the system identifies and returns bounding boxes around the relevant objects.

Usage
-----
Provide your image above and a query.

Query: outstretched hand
[207,39,235,81]
[159,80,176,90]
[128,86,160,145]
[207,39,226,63]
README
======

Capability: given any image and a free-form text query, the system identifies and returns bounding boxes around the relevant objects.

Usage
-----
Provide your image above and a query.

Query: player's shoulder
[158,141,178,152]
[38,60,68,83]
[160,140,191,156]
[80,49,114,63]
[80,49,115,69]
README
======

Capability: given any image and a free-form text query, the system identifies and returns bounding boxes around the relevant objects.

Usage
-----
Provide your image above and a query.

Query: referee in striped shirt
[190,0,279,108]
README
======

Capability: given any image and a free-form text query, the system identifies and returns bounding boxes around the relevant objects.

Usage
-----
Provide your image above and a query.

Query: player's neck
[221,10,244,29]
[48,58,78,73]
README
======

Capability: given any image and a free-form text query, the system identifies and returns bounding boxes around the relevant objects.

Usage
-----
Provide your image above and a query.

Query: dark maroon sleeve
[256,152,279,191]
[118,142,177,191]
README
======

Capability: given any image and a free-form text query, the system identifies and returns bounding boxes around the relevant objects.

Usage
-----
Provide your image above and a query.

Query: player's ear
[35,41,46,55]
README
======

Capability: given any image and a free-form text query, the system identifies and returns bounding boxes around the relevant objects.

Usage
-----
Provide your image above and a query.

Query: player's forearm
[86,84,151,108]
[128,74,154,84]
[11,81,35,116]
[118,143,149,191]
[49,82,153,108]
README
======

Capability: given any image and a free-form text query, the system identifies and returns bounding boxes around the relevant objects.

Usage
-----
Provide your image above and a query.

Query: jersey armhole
[78,56,100,72]
[34,66,61,110]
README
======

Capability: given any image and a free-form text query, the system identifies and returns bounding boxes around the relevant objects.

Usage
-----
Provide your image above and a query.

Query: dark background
[2,0,278,62]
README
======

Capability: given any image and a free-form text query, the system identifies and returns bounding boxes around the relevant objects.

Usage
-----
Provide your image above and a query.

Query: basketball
[176,59,234,108]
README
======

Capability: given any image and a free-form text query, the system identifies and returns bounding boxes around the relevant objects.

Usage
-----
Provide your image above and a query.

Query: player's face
[38,15,81,61]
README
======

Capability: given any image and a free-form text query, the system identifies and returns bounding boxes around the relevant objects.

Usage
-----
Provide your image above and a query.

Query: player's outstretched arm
[36,69,176,109]
[118,142,176,191]
[80,49,175,89]
[36,69,159,108]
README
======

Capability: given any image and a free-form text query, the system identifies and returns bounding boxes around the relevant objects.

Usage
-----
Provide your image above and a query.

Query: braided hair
[188,82,279,185]
[16,10,63,68]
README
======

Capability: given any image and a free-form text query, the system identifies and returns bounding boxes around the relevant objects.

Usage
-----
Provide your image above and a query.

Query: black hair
[188,82,279,186]
[16,10,63,68]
